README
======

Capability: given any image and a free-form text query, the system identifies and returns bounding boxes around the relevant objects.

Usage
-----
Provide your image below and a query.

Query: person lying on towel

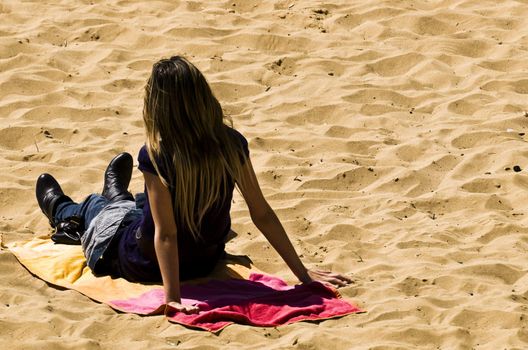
[35,56,352,314]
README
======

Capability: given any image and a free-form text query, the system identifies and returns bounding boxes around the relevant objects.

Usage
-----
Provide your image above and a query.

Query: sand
[2,0,528,348]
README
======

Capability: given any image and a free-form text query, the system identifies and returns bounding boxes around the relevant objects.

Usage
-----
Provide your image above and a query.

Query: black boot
[51,215,84,245]
[102,152,134,202]
[35,173,73,227]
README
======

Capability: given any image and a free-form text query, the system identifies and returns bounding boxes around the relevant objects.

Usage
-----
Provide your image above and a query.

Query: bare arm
[239,160,310,282]
[143,172,198,313]
[237,158,352,287]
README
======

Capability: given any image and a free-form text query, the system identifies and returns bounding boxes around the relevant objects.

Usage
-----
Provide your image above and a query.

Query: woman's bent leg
[54,194,110,231]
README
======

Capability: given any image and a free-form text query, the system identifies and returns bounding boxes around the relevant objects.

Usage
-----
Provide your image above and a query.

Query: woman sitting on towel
[35,56,352,314]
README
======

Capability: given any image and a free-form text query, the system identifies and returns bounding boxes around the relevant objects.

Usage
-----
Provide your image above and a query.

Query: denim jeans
[54,194,110,231]
[54,193,145,231]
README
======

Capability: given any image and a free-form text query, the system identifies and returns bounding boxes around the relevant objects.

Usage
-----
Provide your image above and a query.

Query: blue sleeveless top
[115,128,249,282]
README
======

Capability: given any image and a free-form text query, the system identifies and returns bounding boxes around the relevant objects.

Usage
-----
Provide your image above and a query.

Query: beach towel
[7,235,362,332]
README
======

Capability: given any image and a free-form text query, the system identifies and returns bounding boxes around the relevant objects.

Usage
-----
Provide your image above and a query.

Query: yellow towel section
[8,236,255,304]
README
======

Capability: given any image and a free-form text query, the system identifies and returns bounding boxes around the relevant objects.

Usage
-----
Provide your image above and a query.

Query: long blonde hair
[143,56,246,240]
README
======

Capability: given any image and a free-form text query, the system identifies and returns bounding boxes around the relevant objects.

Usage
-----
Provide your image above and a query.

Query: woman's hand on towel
[307,269,353,288]
[166,301,200,314]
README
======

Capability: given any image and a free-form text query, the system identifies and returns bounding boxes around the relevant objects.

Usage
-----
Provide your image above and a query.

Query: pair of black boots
[36,153,134,245]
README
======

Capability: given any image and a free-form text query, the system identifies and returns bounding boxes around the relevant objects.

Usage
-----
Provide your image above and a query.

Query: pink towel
[110,273,362,332]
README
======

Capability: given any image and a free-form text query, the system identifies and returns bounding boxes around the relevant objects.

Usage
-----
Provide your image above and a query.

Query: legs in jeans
[54,194,110,231]
[37,153,134,245]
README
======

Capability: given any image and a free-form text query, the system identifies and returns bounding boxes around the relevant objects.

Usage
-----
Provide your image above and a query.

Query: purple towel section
[110,273,362,332]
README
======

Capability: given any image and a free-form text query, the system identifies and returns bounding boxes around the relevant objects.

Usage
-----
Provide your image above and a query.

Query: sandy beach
[2,0,528,348]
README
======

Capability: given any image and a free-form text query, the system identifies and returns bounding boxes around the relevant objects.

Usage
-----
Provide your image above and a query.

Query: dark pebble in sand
[513,165,522,172]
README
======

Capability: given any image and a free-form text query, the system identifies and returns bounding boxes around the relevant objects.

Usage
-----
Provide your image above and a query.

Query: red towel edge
[166,318,233,333]
[166,307,364,333]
